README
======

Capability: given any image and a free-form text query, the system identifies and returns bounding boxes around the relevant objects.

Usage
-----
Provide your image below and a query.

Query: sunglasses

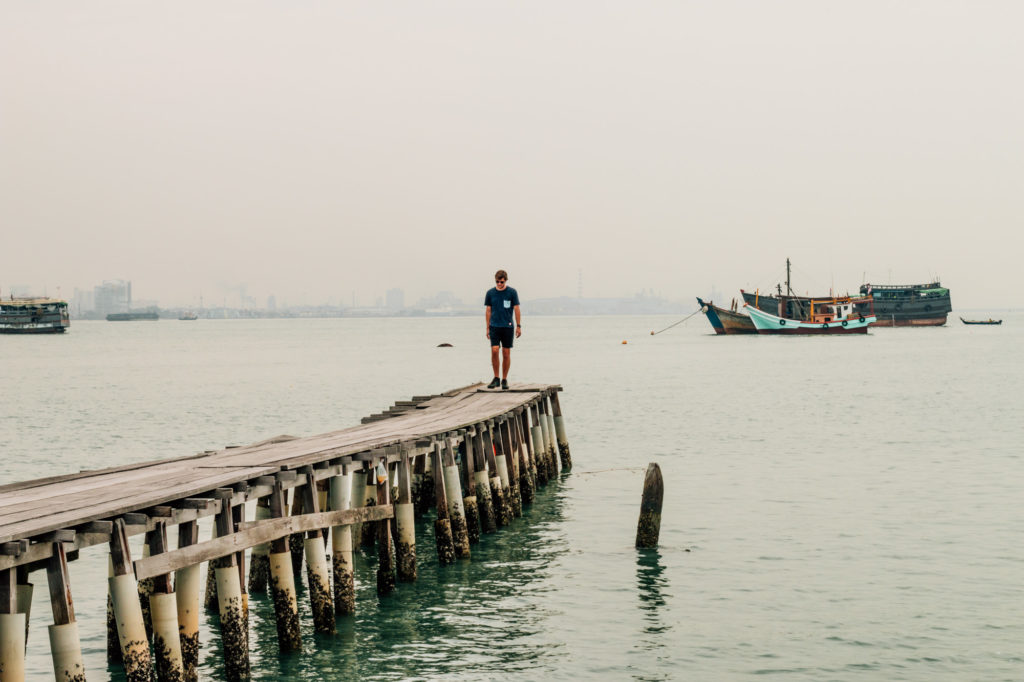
[496,279,506,284]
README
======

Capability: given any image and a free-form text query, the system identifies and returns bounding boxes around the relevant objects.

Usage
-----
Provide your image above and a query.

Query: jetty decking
[0,382,572,682]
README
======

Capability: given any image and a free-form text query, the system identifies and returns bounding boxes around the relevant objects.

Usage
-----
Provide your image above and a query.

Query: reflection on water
[227,485,572,680]
[636,548,670,640]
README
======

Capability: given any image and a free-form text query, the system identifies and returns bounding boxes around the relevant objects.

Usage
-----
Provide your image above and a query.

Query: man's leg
[501,348,511,379]
[491,346,501,376]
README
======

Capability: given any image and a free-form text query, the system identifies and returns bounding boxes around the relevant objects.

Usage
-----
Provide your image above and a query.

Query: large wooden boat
[0,297,70,334]
[960,317,1002,325]
[858,282,951,327]
[744,297,876,334]
[696,297,756,335]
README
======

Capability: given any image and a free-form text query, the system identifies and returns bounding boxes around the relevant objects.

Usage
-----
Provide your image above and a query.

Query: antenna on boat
[785,258,792,297]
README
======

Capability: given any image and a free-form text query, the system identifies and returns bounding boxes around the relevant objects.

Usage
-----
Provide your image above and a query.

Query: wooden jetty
[0,382,572,681]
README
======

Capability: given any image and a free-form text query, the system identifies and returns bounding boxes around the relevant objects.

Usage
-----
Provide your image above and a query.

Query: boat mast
[786,258,792,297]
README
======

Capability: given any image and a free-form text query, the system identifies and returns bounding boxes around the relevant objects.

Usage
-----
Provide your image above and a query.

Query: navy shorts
[489,326,514,348]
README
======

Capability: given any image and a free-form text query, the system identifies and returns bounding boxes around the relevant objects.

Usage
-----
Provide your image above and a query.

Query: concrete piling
[247,498,272,594]
[361,468,378,548]
[431,441,456,565]
[268,482,301,653]
[472,431,497,534]
[108,519,153,682]
[375,461,396,596]
[441,439,471,558]
[299,468,335,635]
[550,391,572,471]
[175,520,200,681]
[213,498,249,681]
[329,468,356,616]
[395,453,418,583]
[44,542,85,682]
[636,463,664,548]
[147,522,184,682]
[0,611,26,682]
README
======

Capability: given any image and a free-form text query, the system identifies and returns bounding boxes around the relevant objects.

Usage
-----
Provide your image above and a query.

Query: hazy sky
[3,2,1021,308]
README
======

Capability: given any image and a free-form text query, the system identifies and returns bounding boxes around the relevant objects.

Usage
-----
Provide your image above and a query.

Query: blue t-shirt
[485,286,520,328]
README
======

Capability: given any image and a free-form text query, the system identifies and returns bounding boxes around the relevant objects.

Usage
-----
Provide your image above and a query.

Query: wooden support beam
[135,506,392,581]
[46,542,75,625]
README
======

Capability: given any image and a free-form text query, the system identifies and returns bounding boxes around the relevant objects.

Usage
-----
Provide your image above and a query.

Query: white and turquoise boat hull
[744,305,876,334]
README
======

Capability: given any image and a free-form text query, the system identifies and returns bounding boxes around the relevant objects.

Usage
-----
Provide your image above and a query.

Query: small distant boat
[106,311,159,321]
[696,297,756,335]
[179,312,198,321]
[960,317,1002,325]
[744,297,876,335]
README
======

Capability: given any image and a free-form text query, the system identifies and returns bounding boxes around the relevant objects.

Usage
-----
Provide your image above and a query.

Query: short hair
[495,269,508,280]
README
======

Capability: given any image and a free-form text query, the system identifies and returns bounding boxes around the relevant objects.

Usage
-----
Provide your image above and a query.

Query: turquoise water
[2,314,1022,680]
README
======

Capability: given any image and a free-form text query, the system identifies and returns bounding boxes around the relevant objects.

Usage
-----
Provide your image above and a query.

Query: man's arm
[514,305,521,337]
[485,305,491,338]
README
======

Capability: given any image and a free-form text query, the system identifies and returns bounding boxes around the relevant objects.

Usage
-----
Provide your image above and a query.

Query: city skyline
[3,4,1022,310]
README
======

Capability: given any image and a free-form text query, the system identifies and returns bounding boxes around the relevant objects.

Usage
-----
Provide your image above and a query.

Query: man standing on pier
[485,269,521,390]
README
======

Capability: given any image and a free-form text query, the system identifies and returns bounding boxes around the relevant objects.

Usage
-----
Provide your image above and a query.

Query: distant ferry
[106,311,159,321]
[0,297,70,334]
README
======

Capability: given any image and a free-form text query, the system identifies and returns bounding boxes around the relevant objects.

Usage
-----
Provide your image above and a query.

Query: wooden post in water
[441,438,471,558]
[329,465,356,616]
[499,418,522,517]
[635,463,664,548]
[268,481,301,653]
[175,520,201,682]
[288,490,305,576]
[106,558,120,665]
[541,396,560,478]
[374,459,396,595]
[349,467,367,545]
[109,518,153,682]
[473,429,497,534]
[459,434,481,545]
[483,425,511,527]
[431,441,456,565]
[212,493,249,681]
[529,404,549,487]
[360,468,378,548]
[247,497,271,594]
[15,568,31,652]
[515,411,536,504]
[146,522,184,682]
[299,467,335,635]
[550,391,572,471]
[0,568,26,682]
[395,452,418,583]
[202,523,218,612]
[44,542,85,682]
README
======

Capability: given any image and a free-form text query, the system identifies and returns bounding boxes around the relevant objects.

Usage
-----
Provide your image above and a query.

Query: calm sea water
[2,313,1022,681]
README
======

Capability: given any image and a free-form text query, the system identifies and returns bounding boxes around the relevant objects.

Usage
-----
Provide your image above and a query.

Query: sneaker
[487,377,501,389]
[501,379,509,390]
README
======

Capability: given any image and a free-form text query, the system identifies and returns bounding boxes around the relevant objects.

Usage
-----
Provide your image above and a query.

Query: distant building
[267,295,277,311]
[385,288,404,311]
[94,280,131,316]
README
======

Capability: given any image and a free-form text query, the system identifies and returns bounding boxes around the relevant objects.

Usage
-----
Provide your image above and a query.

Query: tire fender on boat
[779,319,787,326]
[842,320,848,327]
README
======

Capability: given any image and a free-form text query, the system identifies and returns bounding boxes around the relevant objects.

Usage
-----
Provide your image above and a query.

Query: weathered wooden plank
[134,506,393,580]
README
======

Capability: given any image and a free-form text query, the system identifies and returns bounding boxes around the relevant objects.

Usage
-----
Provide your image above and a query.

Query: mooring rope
[573,466,647,476]
[649,307,705,336]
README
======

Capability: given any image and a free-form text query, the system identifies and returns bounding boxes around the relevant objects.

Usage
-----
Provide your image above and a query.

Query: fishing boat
[858,282,952,327]
[744,297,876,334]
[0,297,70,334]
[960,317,1002,325]
[696,297,756,334]
[740,259,952,327]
